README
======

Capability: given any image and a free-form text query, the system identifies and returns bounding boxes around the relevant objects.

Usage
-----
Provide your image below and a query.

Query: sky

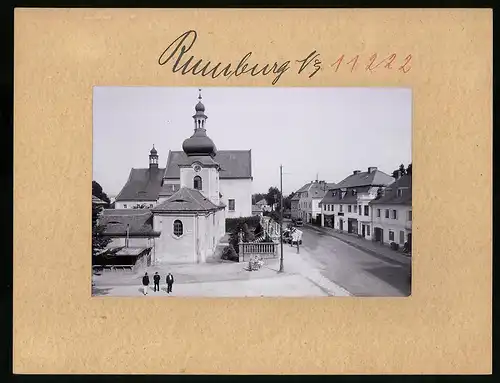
[93,87,412,197]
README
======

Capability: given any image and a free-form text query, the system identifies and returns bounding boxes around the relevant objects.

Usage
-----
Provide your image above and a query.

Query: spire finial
[198,88,202,100]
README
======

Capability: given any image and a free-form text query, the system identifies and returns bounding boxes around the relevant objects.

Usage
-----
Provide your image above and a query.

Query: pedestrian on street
[153,272,160,292]
[142,272,150,295]
[166,272,174,294]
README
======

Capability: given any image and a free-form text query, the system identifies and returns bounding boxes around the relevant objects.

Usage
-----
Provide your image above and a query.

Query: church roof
[115,167,165,202]
[153,187,221,213]
[99,209,159,237]
[164,150,252,179]
[158,183,181,198]
[370,175,412,206]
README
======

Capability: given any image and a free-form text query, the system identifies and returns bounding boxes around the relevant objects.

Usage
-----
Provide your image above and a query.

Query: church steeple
[193,88,207,130]
[149,145,158,168]
[182,89,217,157]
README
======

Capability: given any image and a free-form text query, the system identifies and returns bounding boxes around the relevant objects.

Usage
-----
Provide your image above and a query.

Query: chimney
[353,170,361,175]
[396,170,402,180]
[368,167,377,173]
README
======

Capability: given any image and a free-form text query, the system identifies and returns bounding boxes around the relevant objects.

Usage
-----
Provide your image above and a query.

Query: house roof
[309,181,334,198]
[153,187,221,213]
[115,167,165,202]
[115,247,151,256]
[334,169,394,189]
[256,199,267,205]
[100,209,158,236]
[92,195,107,205]
[321,185,375,205]
[291,194,300,201]
[294,181,336,198]
[164,150,252,179]
[370,175,412,205]
[295,182,312,193]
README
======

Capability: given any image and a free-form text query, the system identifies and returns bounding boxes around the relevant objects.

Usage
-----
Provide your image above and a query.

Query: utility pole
[279,165,284,273]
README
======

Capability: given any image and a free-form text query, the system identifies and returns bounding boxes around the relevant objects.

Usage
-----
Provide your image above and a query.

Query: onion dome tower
[182,89,217,157]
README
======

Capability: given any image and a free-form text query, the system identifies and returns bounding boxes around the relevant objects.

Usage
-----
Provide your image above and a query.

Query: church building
[103,90,253,264]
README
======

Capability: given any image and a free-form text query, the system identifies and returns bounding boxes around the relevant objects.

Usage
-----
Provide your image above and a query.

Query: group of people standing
[142,271,174,295]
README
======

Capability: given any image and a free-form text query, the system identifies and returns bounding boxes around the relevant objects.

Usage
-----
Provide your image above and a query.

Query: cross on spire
[198,88,202,100]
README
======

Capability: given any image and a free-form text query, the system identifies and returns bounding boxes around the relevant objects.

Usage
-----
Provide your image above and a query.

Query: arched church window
[173,220,183,237]
[193,176,202,190]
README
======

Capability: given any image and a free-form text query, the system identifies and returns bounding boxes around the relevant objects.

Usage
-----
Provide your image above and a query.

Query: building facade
[320,167,394,240]
[295,180,335,223]
[370,174,412,248]
[290,193,300,219]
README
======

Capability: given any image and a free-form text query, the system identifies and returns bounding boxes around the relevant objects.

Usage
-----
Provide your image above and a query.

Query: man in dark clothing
[153,272,161,292]
[166,273,174,294]
[142,272,150,295]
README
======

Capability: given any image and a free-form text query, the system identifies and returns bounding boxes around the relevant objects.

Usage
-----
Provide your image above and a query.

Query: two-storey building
[370,173,412,249]
[296,180,335,224]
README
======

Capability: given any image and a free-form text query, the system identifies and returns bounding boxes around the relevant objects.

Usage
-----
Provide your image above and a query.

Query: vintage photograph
[92,87,412,297]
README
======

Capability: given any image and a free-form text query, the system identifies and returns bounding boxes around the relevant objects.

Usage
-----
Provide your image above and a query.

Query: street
[93,225,411,298]
[297,225,411,296]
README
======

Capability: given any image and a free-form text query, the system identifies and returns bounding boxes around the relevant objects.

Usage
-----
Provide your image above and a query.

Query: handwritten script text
[158,30,412,85]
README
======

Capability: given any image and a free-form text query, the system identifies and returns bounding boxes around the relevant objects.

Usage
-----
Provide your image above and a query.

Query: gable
[153,187,220,212]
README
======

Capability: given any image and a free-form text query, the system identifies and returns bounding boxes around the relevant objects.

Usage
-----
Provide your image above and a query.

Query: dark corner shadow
[92,287,113,296]
[363,264,412,296]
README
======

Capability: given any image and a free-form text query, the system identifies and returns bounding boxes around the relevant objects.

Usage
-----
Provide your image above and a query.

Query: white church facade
[101,91,253,264]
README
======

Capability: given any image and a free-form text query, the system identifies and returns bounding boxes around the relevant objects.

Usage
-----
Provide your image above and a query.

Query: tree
[92,204,111,259]
[392,163,408,178]
[265,186,281,211]
[406,163,412,176]
[283,192,295,210]
[92,180,111,207]
[228,221,255,254]
[399,164,406,176]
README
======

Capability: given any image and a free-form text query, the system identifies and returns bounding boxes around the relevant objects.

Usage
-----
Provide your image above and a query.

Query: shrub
[225,216,260,233]
[390,242,399,251]
[221,245,239,262]
[266,211,281,223]
[254,222,264,237]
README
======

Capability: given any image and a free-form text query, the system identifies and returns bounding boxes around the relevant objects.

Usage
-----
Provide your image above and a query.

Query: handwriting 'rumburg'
[158,30,292,85]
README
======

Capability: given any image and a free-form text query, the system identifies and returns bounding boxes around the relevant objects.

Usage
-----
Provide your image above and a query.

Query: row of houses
[291,166,412,250]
